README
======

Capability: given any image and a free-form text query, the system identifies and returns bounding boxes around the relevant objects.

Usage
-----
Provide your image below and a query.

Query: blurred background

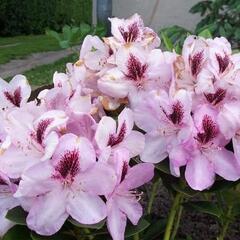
[0,0,239,88]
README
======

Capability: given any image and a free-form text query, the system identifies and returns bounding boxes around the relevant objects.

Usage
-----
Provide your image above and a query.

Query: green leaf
[46,30,61,42]
[142,219,166,239]
[31,232,74,240]
[160,31,174,51]
[183,201,222,218]
[80,23,91,37]
[68,217,105,229]
[125,218,150,238]
[6,207,27,225]
[3,226,31,240]
[59,40,70,49]
[171,182,198,197]
[206,179,240,192]
[155,160,171,174]
[198,28,212,38]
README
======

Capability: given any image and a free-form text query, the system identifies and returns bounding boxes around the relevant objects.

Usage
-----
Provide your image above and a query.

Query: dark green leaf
[125,218,150,238]
[183,201,222,218]
[160,31,174,51]
[6,207,27,225]
[31,232,74,240]
[142,219,166,240]
[68,217,105,229]
[3,226,31,240]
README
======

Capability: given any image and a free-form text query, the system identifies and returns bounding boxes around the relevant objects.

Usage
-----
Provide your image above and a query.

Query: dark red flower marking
[196,115,218,144]
[162,101,184,125]
[126,54,148,82]
[4,87,22,107]
[108,121,126,147]
[55,149,80,181]
[190,51,204,76]
[119,22,140,43]
[0,176,7,185]
[36,118,54,144]
[216,54,229,73]
[204,88,226,105]
[120,161,129,182]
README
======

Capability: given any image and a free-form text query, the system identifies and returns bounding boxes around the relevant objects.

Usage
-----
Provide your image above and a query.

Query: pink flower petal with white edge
[120,163,154,191]
[52,134,96,172]
[26,188,68,236]
[95,116,116,149]
[208,148,240,181]
[107,201,127,240]
[76,162,117,195]
[67,191,106,225]
[185,152,215,191]
[140,134,168,163]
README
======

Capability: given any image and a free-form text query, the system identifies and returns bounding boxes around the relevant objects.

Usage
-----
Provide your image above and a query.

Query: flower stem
[163,192,183,240]
[170,203,183,240]
[217,206,233,240]
[133,233,140,240]
[147,178,161,214]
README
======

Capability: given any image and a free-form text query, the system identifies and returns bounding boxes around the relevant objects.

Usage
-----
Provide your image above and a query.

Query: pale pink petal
[120,131,145,158]
[208,149,240,181]
[116,196,142,225]
[140,135,168,163]
[120,163,154,190]
[95,116,116,149]
[67,191,106,224]
[27,188,68,236]
[52,134,96,172]
[117,108,134,136]
[107,201,127,240]
[77,162,117,195]
[185,152,215,191]
[0,212,14,237]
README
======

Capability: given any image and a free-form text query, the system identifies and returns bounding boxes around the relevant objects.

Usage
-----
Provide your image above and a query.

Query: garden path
[0,46,79,79]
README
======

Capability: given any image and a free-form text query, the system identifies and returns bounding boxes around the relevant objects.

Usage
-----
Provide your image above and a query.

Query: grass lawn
[0,34,81,65]
[22,53,78,86]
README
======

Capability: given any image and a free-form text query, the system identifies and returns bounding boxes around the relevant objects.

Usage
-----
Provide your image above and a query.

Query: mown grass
[0,34,81,65]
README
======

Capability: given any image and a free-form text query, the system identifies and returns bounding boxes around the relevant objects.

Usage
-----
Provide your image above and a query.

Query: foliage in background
[0,0,92,36]
[190,0,240,48]
[160,0,240,51]
[46,23,107,49]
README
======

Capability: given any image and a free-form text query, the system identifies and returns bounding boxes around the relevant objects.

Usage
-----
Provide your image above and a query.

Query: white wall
[93,0,202,31]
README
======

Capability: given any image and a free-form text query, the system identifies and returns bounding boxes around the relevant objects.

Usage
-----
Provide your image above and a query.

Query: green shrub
[0,0,92,36]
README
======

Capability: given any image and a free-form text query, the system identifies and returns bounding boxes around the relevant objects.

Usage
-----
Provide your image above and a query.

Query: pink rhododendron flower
[95,108,145,161]
[15,133,117,235]
[106,150,154,240]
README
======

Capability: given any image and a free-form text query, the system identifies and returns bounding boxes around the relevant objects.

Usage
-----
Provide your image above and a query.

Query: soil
[144,183,240,240]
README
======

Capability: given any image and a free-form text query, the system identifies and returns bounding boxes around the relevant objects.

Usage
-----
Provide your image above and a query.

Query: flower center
[162,101,184,125]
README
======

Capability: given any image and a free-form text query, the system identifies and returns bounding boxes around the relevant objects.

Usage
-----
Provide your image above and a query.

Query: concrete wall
[93,0,202,31]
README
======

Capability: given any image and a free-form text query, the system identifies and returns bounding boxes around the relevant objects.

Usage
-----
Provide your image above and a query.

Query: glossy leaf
[125,218,150,238]
[183,201,222,218]
[6,207,27,225]
[3,226,31,240]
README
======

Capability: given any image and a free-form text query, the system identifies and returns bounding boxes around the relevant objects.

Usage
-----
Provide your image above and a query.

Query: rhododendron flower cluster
[1,13,240,240]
